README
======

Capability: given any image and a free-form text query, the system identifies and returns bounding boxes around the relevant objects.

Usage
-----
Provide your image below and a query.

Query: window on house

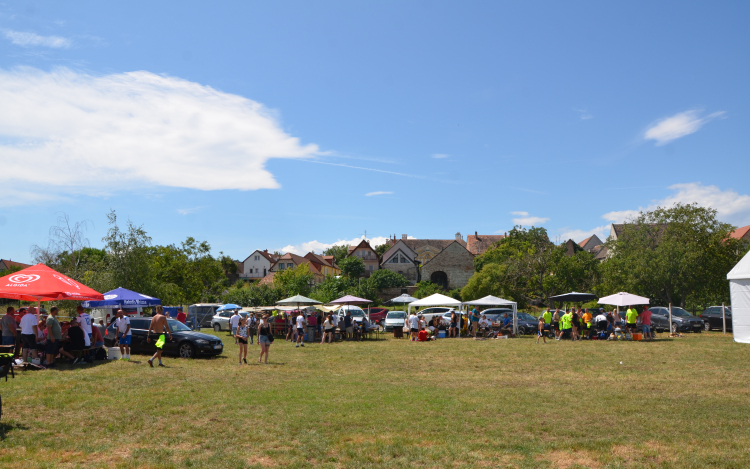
[255,256,259,261]
[390,257,399,264]
[369,265,373,270]
[400,256,409,263]
[287,263,293,269]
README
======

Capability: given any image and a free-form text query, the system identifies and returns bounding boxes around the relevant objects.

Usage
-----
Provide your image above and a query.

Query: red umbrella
[0,263,104,302]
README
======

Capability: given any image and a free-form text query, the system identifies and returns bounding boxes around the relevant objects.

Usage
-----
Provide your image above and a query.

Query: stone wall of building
[420,242,475,290]
[380,262,419,283]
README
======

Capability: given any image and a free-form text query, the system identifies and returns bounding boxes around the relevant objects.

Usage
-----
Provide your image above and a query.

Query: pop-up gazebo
[728,249,750,344]
[407,293,461,314]
[463,295,518,335]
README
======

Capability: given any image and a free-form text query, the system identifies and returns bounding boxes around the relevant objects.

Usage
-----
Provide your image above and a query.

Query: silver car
[384,311,407,332]
[211,311,245,331]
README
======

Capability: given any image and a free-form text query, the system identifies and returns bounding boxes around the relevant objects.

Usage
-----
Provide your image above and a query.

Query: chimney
[402,234,407,240]
[455,232,462,241]
[504,232,507,237]
[475,231,478,236]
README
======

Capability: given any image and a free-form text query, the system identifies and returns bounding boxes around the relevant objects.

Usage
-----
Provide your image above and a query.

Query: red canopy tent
[0,263,104,303]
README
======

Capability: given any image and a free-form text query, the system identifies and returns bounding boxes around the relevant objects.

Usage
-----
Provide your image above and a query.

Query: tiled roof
[258,272,276,285]
[347,240,378,256]
[400,239,465,251]
[592,244,608,260]
[0,259,31,271]
[305,252,333,268]
[729,225,750,241]
[612,223,667,240]
[466,234,505,255]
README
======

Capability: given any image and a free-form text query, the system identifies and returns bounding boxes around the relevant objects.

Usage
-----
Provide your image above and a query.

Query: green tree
[323,245,349,266]
[374,243,389,258]
[339,256,365,278]
[102,209,154,296]
[274,263,314,296]
[368,269,408,291]
[414,281,442,298]
[601,203,742,308]
[309,275,353,304]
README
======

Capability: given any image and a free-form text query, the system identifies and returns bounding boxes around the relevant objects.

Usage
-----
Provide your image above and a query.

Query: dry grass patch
[537,449,601,468]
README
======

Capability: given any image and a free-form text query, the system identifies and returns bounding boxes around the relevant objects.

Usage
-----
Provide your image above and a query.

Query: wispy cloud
[511,211,550,226]
[177,207,202,215]
[0,67,319,205]
[432,153,449,159]
[278,235,396,256]
[574,108,593,120]
[2,29,71,48]
[603,182,750,225]
[365,191,393,197]
[644,110,725,145]
[302,160,423,179]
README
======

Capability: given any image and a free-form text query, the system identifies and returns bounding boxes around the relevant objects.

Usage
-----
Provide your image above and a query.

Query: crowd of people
[533,305,655,342]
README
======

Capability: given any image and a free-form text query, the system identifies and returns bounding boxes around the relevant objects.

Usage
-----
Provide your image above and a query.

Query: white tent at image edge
[727,249,750,344]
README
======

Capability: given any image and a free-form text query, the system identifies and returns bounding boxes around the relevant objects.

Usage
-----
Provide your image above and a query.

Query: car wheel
[213,323,221,332]
[704,322,711,332]
[671,323,678,334]
[179,342,195,359]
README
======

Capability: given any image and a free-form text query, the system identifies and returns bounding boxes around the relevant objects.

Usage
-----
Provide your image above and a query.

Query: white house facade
[241,250,278,279]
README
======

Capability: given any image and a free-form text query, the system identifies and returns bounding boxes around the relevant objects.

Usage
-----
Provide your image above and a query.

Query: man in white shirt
[295,313,306,348]
[408,312,419,341]
[77,305,92,347]
[114,309,132,360]
[229,311,241,344]
[19,307,39,362]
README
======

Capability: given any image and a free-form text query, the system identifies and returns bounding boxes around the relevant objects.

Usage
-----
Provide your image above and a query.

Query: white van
[89,307,145,326]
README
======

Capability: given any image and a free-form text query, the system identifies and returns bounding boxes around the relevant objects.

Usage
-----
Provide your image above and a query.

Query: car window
[670,308,692,317]
[220,312,232,318]
[387,312,405,319]
[130,318,149,330]
[167,319,191,332]
[517,313,536,321]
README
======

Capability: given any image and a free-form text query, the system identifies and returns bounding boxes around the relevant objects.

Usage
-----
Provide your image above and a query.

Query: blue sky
[1,1,749,263]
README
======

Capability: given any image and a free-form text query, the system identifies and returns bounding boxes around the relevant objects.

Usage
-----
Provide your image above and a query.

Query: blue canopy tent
[81,287,161,309]
[217,304,242,312]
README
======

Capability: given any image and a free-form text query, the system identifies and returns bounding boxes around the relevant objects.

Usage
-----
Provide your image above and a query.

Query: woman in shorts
[571,309,580,341]
[235,317,249,365]
[258,314,272,364]
[322,314,335,344]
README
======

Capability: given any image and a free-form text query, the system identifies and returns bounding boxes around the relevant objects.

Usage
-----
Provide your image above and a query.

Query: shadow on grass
[0,421,28,440]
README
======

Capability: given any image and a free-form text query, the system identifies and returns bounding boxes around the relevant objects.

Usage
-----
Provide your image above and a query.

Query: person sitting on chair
[478,314,490,337]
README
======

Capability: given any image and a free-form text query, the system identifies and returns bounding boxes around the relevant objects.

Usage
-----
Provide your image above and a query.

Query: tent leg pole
[722,303,726,335]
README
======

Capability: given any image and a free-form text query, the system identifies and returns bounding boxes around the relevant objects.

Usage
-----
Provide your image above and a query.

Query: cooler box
[632,333,643,341]
[438,330,446,338]
[107,347,122,360]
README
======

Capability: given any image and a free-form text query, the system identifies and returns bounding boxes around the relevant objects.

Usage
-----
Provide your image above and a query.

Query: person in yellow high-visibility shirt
[542,308,552,338]
[560,309,573,340]
[625,305,639,334]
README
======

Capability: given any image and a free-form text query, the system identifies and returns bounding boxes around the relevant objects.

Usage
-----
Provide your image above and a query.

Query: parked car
[188,303,222,328]
[649,306,704,333]
[417,307,452,324]
[367,307,389,324]
[701,306,732,331]
[336,305,367,325]
[104,317,223,358]
[384,311,407,332]
[211,310,246,331]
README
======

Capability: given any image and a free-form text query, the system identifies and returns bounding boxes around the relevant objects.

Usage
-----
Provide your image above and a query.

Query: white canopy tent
[407,293,461,313]
[598,292,650,326]
[463,295,518,334]
[727,249,750,344]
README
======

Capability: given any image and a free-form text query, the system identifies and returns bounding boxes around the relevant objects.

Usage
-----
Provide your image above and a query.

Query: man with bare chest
[147,306,172,367]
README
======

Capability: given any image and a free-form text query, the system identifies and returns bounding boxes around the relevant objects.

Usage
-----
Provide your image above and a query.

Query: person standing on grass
[536,316,547,344]
[570,308,579,341]
[230,311,241,344]
[114,309,132,360]
[1,306,17,346]
[559,309,573,340]
[470,307,480,338]
[248,313,258,345]
[295,312,307,348]
[258,314,272,363]
[147,306,172,368]
[542,308,552,338]
[77,305,93,349]
[625,305,639,335]
[45,307,71,367]
[640,306,653,340]
[286,312,295,342]
[236,317,249,364]
[408,311,419,341]
[176,308,187,324]
[553,309,561,340]
[19,306,39,362]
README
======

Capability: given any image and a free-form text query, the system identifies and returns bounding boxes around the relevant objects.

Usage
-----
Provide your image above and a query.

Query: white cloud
[574,108,593,120]
[0,67,319,206]
[431,153,449,159]
[2,29,71,48]
[644,110,725,145]
[278,235,394,256]
[177,207,202,215]
[365,191,393,197]
[557,225,610,244]
[604,183,750,225]
[511,211,549,226]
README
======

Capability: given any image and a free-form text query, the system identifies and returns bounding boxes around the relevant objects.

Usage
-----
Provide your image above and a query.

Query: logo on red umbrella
[53,274,81,290]
[8,274,41,284]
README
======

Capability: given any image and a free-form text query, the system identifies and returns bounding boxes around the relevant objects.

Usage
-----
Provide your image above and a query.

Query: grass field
[0,331,749,468]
